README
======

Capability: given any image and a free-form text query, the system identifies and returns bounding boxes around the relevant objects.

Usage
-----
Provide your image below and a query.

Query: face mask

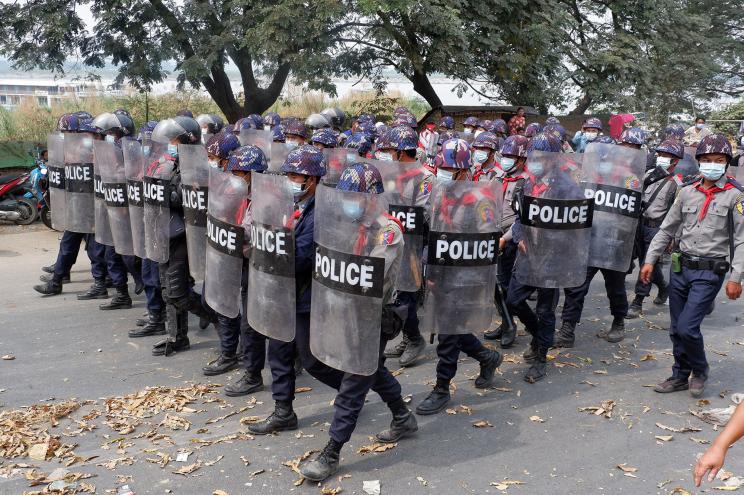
[82,137,94,148]
[286,140,301,148]
[699,161,726,181]
[696,123,705,130]
[473,150,489,165]
[346,152,358,163]
[289,179,306,200]
[167,143,178,156]
[656,156,673,170]
[376,152,394,162]
[437,169,455,182]
[342,199,364,220]
[105,134,115,143]
[143,145,151,157]
[264,125,271,131]
[529,162,544,177]
[598,161,613,175]
[463,128,473,135]
[473,130,483,138]
[201,128,209,136]
[208,159,220,169]
[501,157,516,172]
[59,133,65,141]
[585,131,598,141]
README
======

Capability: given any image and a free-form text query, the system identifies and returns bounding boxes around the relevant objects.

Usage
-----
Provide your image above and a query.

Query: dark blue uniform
[53,232,107,281]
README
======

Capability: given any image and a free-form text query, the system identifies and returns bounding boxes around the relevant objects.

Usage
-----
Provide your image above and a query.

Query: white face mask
[473,150,489,165]
[656,156,673,170]
[699,161,726,181]
[201,128,209,135]
[264,125,271,131]
[437,169,455,182]
[473,129,483,138]
[585,131,598,141]
[463,127,473,135]
[289,178,306,200]
[208,159,220,169]
[346,152,358,163]
[376,152,394,162]
[286,140,301,148]
[500,157,516,172]
[342,199,364,220]
[143,145,151,157]
[82,137,94,148]
[105,134,115,143]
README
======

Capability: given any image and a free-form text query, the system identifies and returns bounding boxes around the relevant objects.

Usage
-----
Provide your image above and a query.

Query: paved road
[2,228,744,495]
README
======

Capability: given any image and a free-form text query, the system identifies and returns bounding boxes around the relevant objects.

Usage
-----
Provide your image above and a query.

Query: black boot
[248,400,298,435]
[653,284,669,305]
[300,439,342,482]
[40,273,70,284]
[202,353,239,376]
[134,279,145,295]
[104,276,114,288]
[225,371,264,397]
[523,339,538,363]
[605,316,625,343]
[474,349,503,389]
[625,295,644,319]
[99,284,133,310]
[33,277,63,295]
[77,278,108,300]
[153,308,189,356]
[41,264,55,274]
[415,379,451,415]
[187,293,216,328]
[554,321,575,348]
[500,320,517,349]
[129,310,166,338]
[376,398,418,443]
[524,348,548,383]
[483,321,505,340]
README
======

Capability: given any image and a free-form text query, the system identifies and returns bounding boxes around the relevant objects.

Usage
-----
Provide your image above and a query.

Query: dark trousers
[104,246,141,287]
[634,225,666,297]
[142,258,163,313]
[396,291,422,341]
[435,333,488,381]
[268,313,403,444]
[668,267,724,380]
[506,278,559,350]
[498,240,518,291]
[562,266,628,324]
[54,231,107,280]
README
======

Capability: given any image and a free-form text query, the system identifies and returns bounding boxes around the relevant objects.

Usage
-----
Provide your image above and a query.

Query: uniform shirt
[473,161,504,182]
[293,195,316,313]
[642,168,680,221]
[645,177,744,283]
[498,169,531,232]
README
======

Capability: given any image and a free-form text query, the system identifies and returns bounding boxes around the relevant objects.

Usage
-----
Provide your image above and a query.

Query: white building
[0,77,124,108]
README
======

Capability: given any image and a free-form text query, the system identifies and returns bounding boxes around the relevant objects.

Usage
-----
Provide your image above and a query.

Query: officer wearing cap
[572,117,603,153]
[471,132,503,182]
[641,134,744,398]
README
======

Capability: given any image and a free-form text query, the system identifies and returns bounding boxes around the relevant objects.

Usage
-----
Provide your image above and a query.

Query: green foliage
[710,100,744,137]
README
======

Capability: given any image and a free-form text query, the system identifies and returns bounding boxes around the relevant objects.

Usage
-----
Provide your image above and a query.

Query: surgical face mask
[167,143,178,156]
[143,145,151,157]
[474,129,483,138]
[346,152,358,163]
[264,125,271,131]
[473,150,489,165]
[699,161,726,181]
[598,161,613,176]
[342,199,364,220]
[696,123,705,130]
[463,127,473,135]
[105,134,115,143]
[201,128,209,136]
[208,159,220,169]
[585,131,598,141]
[82,137,94,148]
[376,151,394,162]
[501,157,517,172]
[529,162,544,177]
[656,156,673,170]
[286,140,301,149]
[289,178,306,200]
[437,169,455,182]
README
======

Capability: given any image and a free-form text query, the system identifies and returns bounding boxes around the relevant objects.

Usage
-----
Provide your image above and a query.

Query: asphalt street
[2,227,744,495]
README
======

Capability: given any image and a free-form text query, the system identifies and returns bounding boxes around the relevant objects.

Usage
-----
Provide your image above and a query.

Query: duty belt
[680,252,729,271]
[643,218,664,228]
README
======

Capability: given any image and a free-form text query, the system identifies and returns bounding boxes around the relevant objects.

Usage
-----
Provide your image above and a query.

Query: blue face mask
[501,157,516,172]
[167,143,178,157]
[342,199,364,220]
[346,152,358,163]
[699,161,726,181]
[105,134,116,143]
[143,145,151,157]
[473,150,489,165]
[289,178,306,200]
[529,162,544,177]
[376,152,394,162]
[696,123,705,130]
[437,169,455,182]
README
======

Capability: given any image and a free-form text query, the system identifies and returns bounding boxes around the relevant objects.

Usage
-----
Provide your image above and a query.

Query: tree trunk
[408,69,443,109]
[569,92,593,115]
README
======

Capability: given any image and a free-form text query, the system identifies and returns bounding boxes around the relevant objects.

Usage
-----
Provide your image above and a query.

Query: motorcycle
[24,152,52,228]
[0,171,38,225]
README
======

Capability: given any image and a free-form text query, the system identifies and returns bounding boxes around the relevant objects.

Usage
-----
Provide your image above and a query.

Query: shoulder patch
[625,175,640,190]
[735,193,744,215]
[380,224,397,245]
[420,178,432,196]
[477,200,496,223]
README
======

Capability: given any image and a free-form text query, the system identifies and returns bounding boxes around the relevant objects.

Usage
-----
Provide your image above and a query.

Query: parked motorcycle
[0,172,38,225]
[24,151,52,228]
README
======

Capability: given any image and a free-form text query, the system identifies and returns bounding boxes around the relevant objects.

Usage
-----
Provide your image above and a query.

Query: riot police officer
[471,131,503,182]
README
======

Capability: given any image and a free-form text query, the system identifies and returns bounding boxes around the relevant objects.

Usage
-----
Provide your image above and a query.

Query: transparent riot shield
[421,180,502,335]
[93,158,114,247]
[515,151,593,288]
[239,129,272,168]
[582,143,646,271]
[676,146,700,179]
[322,148,354,186]
[179,144,210,281]
[310,185,389,375]
[143,142,173,263]
[47,133,66,231]
[64,133,95,233]
[204,168,249,318]
[96,140,134,256]
[269,142,294,173]
[123,139,146,259]
[246,173,296,341]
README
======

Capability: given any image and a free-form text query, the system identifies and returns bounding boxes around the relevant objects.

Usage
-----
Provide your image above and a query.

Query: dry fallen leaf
[529,416,545,423]
[295,387,313,394]
[691,437,711,444]
[2,354,15,360]
[578,400,615,419]
[655,435,674,442]
[173,461,202,476]
[616,464,638,473]
[490,480,525,490]
[320,486,343,494]
[670,488,692,495]
[639,354,656,362]
[213,491,229,495]
[416,476,428,486]
[357,442,397,454]
[473,420,493,428]
[656,422,702,433]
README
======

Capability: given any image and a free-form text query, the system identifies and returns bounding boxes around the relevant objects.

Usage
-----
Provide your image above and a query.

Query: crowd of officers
[32,107,744,481]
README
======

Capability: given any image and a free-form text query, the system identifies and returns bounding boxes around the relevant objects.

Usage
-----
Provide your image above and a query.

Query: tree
[0,0,344,121]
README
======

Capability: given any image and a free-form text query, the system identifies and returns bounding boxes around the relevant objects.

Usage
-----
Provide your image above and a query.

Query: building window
[37,96,48,106]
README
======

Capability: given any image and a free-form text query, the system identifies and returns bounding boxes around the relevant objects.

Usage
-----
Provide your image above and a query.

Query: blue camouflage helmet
[500,135,530,157]
[435,138,471,169]
[525,122,542,138]
[233,117,256,133]
[139,121,158,142]
[336,162,384,194]
[654,139,685,159]
[582,117,603,130]
[344,132,373,156]
[272,125,286,142]
[463,116,481,127]
[393,106,411,117]
[176,109,194,118]
[375,129,394,150]
[472,131,499,151]
[545,116,560,125]
[75,111,93,120]
[544,123,567,141]
[387,125,418,151]
[620,127,647,146]
[663,123,685,141]
[284,119,306,138]
[310,128,338,147]
[263,112,281,127]
[594,135,616,144]
[439,116,455,129]
[477,119,496,133]
[392,113,418,129]
[78,117,101,134]
[527,133,561,153]
[374,124,390,142]
[57,113,84,132]
[357,113,375,124]
[696,134,733,159]
[437,129,459,145]
[493,119,507,134]
[206,132,241,159]
[226,145,268,172]
[248,114,264,129]
[280,144,326,176]
[356,120,377,139]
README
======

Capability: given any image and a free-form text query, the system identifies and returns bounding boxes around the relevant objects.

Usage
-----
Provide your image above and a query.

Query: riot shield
[515,151,593,288]
[143,142,173,263]
[310,185,389,375]
[368,158,428,291]
[676,146,700,178]
[96,141,134,256]
[269,142,294,173]
[239,129,272,168]
[582,143,645,271]
[64,133,95,233]
[123,139,146,259]
[179,144,210,281]
[245,173,296,341]
[322,148,353,186]
[421,180,502,335]
[204,168,248,318]
[93,157,114,246]
[47,133,66,231]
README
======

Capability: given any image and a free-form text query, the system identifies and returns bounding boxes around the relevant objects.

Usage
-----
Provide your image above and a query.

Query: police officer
[462,116,480,136]
[377,125,434,367]
[571,117,603,154]
[262,112,281,131]
[626,139,685,318]
[415,139,503,415]
[309,128,337,151]
[344,132,373,159]
[284,120,307,148]
[195,114,224,144]
[642,134,744,397]
[34,113,110,298]
[320,107,346,135]
[471,131,503,182]
[438,116,455,133]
